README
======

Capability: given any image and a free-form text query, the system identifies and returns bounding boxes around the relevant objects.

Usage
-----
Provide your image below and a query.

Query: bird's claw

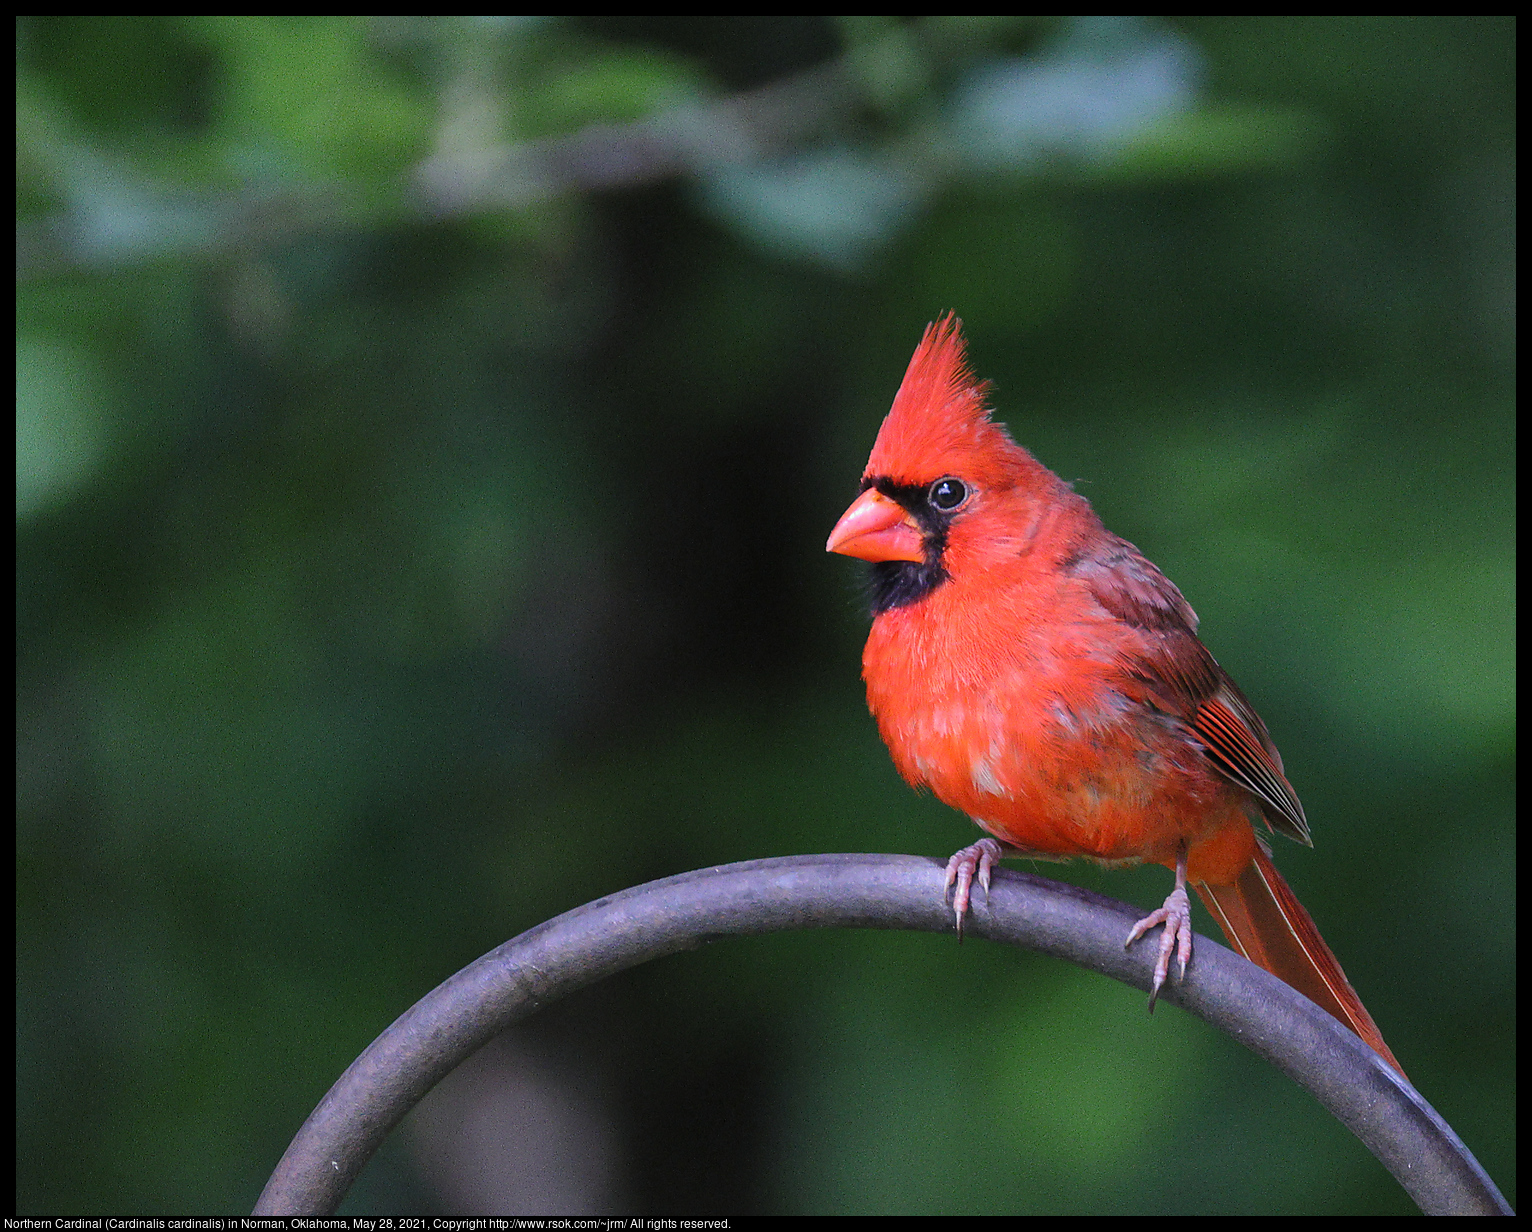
[944,837,1007,940]
[1125,884,1193,1011]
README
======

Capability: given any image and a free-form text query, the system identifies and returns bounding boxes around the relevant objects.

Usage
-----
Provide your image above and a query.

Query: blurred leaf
[193,15,430,180]
[945,16,1201,170]
[700,146,928,271]
[521,47,709,136]
[16,335,112,520]
[1104,103,1326,177]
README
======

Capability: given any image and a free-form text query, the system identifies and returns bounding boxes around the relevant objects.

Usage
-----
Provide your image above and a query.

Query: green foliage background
[17,16,1513,1216]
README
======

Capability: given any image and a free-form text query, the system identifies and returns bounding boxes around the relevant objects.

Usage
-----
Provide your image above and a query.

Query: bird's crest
[865,314,1023,486]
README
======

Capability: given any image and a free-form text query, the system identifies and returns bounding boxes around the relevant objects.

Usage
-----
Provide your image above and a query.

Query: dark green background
[17,16,1514,1216]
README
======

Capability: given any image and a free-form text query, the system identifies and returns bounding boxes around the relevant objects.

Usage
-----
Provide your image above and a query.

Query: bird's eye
[928,477,968,511]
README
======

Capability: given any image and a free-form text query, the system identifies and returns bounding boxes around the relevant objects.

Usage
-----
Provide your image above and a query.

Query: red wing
[1077,532,1309,846]
[1193,687,1309,845]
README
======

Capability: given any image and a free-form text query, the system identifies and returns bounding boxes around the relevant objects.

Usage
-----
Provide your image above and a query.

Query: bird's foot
[1124,883,1193,1011]
[943,837,1008,940]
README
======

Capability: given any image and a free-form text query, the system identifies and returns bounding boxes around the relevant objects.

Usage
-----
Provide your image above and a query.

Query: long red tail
[1194,845,1405,1078]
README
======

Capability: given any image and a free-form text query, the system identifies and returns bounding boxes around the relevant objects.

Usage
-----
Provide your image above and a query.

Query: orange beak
[826,487,925,563]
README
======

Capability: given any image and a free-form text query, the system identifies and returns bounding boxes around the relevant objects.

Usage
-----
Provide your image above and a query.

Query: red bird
[827,315,1403,1076]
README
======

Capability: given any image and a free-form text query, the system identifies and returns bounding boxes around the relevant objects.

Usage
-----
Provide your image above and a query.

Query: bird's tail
[1194,844,1405,1078]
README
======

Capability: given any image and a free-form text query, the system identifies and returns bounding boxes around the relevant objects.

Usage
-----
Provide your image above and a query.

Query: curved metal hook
[254,854,1511,1216]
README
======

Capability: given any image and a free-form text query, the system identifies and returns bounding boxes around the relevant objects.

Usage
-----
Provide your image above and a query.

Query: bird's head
[827,315,1055,612]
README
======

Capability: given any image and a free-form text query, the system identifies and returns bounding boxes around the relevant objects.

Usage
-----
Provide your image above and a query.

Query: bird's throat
[867,557,949,614]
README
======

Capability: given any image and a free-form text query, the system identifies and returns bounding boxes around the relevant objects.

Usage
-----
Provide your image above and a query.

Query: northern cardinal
[827,315,1404,1076]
